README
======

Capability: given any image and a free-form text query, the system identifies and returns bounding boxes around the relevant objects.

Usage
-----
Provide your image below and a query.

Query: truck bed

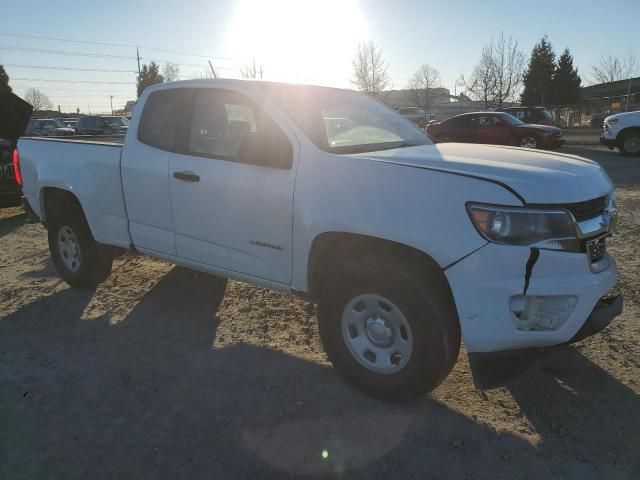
[17,136,131,249]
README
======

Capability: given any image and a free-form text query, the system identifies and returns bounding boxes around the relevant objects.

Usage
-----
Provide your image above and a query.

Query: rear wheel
[318,258,460,400]
[48,208,113,288]
[619,131,640,156]
[520,136,538,149]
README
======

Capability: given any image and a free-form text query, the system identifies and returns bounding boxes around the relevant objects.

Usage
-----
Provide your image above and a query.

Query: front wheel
[48,210,113,288]
[520,136,538,149]
[318,260,460,400]
[619,131,640,156]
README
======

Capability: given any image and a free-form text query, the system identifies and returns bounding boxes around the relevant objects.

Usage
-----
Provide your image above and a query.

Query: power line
[12,77,133,85]
[0,45,135,60]
[4,63,136,73]
[0,31,235,61]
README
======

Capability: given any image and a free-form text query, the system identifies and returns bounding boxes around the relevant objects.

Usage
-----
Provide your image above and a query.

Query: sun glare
[223,0,367,86]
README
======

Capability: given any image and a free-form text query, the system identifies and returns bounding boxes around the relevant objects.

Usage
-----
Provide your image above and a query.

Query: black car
[0,93,32,207]
[495,106,556,126]
[75,115,130,135]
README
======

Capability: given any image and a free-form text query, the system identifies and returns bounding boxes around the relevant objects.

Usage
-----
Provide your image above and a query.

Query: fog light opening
[510,295,578,331]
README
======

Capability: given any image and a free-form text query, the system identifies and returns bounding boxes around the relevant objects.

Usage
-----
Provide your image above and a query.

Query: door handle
[173,171,200,182]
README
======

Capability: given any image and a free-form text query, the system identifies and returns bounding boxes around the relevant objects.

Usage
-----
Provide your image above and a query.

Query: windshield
[39,119,66,129]
[500,113,525,126]
[102,116,130,127]
[540,109,554,120]
[264,86,431,154]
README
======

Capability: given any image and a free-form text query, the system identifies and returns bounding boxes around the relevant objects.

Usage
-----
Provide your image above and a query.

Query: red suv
[426,112,564,150]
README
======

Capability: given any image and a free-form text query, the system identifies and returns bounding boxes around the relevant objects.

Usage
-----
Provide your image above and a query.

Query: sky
[1,0,638,113]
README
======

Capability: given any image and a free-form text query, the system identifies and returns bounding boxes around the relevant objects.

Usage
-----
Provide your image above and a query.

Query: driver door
[477,115,511,145]
[169,87,298,284]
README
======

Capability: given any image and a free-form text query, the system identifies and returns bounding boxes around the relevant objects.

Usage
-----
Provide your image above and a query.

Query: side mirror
[237,132,293,170]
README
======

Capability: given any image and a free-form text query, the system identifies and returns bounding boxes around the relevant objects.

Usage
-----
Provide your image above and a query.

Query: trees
[407,64,441,111]
[162,62,180,83]
[468,33,525,107]
[0,65,11,94]
[240,59,264,79]
[521,36,556,105]
[137,61,164,98]
[551,48,581,105]
[351,41,391,97]
[591,53,639,84]
[24,88,53,111]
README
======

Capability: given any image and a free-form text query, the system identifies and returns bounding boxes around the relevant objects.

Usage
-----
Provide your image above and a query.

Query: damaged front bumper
[467,294,623,389]
[444,242,621,388]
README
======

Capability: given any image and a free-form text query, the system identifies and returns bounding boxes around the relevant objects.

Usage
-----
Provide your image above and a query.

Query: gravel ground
[1,146,638,479]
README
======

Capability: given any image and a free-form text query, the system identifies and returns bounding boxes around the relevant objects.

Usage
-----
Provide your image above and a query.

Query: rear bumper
[469,294,623,388]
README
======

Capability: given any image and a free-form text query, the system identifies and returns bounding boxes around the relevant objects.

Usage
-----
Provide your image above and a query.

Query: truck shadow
[1,266,638,479]
[0,209,25,239]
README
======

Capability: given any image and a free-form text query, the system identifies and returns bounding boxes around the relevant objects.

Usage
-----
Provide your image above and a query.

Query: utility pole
[626,76,632,112]
[110,95,114,115]
[136,47,141,78]
[208,60,217,79]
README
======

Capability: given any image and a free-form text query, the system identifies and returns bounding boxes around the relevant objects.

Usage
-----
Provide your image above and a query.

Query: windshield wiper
[333,142,422,154]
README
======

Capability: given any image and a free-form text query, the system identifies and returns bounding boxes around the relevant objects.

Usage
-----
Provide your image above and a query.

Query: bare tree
[407,64,441,111]
[467,33,525,107]
[24,88,53,111]
[240,59,263,79]
[162,62,180,82]
[591,53,639,84]
[351,41,391,97]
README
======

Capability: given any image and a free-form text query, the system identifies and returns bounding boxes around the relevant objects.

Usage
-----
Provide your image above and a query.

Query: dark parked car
[495,106,556,126]
[426,112,565,150]
[0,93,32,207]
[25,118,75,137]
[75,115,129,135]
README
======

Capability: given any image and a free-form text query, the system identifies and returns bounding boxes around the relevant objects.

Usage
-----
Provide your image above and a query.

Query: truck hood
[605,110,640,122]
[355,143,613,204]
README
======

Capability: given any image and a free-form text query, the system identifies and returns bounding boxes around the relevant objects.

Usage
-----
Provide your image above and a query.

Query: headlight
[606,118,618,124]
[467,204,579,251]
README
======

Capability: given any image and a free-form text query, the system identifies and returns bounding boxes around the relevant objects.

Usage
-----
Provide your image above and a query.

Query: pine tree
[520,37,556,105]
[551,48,582,105]
[0,65,11,94]
[136,62,164,98]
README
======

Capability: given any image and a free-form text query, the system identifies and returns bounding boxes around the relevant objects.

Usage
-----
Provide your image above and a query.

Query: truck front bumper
[467,293,623,388]
[600,134,617,149]
[446,243,618,352]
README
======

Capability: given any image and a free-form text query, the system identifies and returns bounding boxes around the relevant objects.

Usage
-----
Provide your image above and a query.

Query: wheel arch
[307,232,456,311]
[617,126,640,140]
[40,186,86,227]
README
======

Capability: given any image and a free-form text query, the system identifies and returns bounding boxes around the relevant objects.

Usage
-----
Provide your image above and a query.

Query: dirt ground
[1,146,638,479]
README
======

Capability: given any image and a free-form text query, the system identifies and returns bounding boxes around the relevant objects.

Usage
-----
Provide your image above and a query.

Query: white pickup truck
[16,80,622,399]
[600,110,640,156]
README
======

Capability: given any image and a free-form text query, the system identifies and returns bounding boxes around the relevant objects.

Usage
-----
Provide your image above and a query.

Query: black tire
[619,131,640,157]
[48,207,113,288]
[318,258,460,400]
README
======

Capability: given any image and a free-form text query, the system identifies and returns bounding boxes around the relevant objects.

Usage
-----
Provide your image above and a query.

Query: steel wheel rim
[341,293,414,374]
[57,225,81,272]
[521,137,537,148]
[624,137,640,154]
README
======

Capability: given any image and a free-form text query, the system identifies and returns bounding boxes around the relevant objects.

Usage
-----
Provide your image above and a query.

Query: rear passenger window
[139,90,184,151]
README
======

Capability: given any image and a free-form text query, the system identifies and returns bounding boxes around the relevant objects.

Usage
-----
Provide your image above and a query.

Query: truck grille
[557,196,608,221]
[529,196,608,221]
